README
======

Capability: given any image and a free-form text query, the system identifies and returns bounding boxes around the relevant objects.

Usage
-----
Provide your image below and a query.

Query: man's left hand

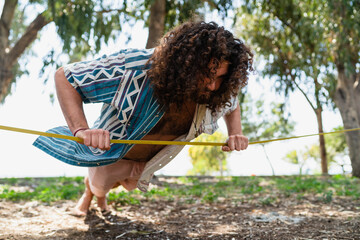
[222,134,248,152]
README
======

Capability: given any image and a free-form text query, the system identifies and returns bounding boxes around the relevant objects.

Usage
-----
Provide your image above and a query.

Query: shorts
[88,159,147,197]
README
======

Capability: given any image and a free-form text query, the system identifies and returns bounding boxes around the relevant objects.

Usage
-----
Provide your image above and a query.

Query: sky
[0,3,349,178]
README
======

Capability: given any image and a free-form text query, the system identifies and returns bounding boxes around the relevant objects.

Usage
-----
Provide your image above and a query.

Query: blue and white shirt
[33,48,238,192]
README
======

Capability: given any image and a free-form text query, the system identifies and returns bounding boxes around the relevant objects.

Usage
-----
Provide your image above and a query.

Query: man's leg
[72,160,146,215]
[95,194,109,212]
[71,175,110,216]
[72,176,94,216]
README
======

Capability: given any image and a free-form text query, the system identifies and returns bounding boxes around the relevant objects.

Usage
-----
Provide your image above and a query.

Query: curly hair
[147,21,253,113]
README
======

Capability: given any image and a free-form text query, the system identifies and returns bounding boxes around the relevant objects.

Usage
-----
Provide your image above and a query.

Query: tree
[239,92,295,175]
[323,126,349,174]
[237,0,360,176]
[188,131,229,176]
[0,0,234,102]
[283,149,308,175]
[296,126,349,174]
[327,0,360,177]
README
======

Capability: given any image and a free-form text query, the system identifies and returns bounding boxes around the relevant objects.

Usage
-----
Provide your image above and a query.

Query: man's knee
[87,176,110,197]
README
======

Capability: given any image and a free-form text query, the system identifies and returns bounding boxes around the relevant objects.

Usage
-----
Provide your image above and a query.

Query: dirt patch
[0,177,359,239]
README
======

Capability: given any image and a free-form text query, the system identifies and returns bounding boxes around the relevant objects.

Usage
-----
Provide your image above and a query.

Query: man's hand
[75,129,111,151]
[222,134,248,152]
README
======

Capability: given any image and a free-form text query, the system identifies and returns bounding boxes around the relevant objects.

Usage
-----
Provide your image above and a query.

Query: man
[33,21,253,216]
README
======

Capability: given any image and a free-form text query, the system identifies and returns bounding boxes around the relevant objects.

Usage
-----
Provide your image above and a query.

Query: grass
[0,175,359,205]
[0,176,84,202]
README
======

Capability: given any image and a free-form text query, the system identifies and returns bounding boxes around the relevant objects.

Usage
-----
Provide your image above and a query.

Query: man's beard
[190,87,216,104]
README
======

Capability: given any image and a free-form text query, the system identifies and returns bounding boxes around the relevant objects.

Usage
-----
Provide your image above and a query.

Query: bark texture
[334,64,360,177]
[315,108,328,174]
[0,0,49,102]
[0,0,18,101]
[145,0,166,49]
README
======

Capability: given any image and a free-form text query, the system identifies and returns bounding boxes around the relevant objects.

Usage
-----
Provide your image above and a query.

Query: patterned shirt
[33,48,238,192]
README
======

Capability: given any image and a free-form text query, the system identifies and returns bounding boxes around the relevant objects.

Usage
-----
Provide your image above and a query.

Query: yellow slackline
[1,124,360,146]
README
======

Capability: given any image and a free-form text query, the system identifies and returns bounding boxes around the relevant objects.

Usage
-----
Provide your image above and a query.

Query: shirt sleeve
[199,95,239,135]
[63,51,126,104]
[224,95,239,115]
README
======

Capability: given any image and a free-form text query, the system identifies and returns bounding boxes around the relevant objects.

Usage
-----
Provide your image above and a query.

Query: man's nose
[206,81,217,91]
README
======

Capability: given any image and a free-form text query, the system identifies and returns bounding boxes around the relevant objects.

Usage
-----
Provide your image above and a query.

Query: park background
[0,0,352,178]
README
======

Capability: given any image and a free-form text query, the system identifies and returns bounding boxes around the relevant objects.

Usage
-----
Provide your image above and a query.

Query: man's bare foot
[71,177,94,216]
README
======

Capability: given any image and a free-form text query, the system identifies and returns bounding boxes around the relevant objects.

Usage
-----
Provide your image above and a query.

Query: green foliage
[274,176,328,194]
[108,191,141,206]
[9,3,28,46]
[0,177,84,202]
[284,126,350,173]
[260,196,276,206]
[12,0,236,60]
[271,175,359,201]
[321,190,333,203]
[283,149,309,175]
[48,0,123,57]
[239,92,295,175]
[283,144,323,175]
[324,126,348,162]
[2,3,34,103]
[239,93,295,142]
[1,0,236,102]
[237,1,360,174]
[284,150,299,165]
[325,0,360,72]
[1,175,359,206]
[162,0,234,32]
[237,0,359,110]
[188,131,229,176]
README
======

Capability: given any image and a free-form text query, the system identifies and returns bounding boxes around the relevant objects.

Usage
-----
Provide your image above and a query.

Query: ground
[0,176,359,239]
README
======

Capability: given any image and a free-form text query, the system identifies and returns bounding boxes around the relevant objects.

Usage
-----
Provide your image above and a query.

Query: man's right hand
[75,129,111,151]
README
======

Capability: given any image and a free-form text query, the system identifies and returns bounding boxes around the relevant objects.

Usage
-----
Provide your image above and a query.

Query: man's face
[194,60,229,104]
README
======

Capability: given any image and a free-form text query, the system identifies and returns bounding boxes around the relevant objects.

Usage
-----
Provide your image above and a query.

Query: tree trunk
[315,108,328,175]
[0,61,13,103]
[0,0,17,102]
[334,65,360,177]
[145,0,166,49]
[0,9,49,102]
[0,0,17,50]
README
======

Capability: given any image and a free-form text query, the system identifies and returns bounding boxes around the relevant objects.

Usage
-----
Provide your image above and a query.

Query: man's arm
[222,103,248,152]
[55,67,110,150]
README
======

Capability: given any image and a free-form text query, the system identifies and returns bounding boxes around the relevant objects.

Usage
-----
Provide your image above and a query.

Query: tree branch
[201,0,219,10]
[292,76,317,112]
[7,12,50,67]
[146,0,165,49]
[275,15,297,33]
[273,40,317,112]
[95,8,124,14]
[0,0,18,33]
[273,12,315,54]
[0,0,18,50]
